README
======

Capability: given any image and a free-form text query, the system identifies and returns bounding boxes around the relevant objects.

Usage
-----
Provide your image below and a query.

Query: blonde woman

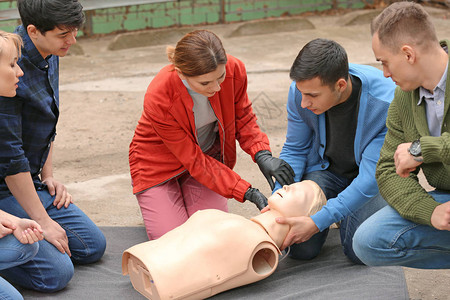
[0,30,43,300]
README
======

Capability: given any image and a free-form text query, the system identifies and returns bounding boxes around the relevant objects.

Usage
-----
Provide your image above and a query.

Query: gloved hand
[255,150,295,190]
[244,188,268,210]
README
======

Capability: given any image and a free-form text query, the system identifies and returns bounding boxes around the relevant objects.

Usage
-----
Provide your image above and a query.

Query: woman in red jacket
[129,30,294,240]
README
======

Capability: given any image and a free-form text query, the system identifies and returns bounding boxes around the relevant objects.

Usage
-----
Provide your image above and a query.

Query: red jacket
[129,55,271,201]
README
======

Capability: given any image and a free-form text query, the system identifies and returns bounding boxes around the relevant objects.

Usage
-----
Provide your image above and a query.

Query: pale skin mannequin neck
[373,32,450,231]
[4,24,75,255]
[268,203,320,250]
[259,181,327,250]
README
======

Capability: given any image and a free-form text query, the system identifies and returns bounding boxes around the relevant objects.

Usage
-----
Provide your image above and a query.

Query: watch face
[409,140,421,156]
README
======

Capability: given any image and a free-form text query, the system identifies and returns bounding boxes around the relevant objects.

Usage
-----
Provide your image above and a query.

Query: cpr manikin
[122,180,326,299]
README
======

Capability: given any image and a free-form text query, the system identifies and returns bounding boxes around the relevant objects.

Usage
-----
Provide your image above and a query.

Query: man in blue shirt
[0,0,106,292]
[271,38,396,263]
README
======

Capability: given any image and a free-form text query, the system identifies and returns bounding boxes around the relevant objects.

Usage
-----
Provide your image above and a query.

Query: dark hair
[371,1,437,52]
[289,38,349,88]
[18,0,84,34]
[166,30,227,77]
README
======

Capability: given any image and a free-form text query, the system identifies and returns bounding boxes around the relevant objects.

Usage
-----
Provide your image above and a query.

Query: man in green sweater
[353,1,450,268]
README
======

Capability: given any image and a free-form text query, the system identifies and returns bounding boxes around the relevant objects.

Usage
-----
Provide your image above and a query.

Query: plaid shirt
[0,25,59,199]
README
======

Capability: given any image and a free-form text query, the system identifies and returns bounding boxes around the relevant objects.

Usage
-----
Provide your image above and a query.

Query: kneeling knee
[352,229,379,266]
[86,237,106,264]
[18,243,39,264]
[288,244,322,260]
[34,261,74,292]
[73,233,107,264]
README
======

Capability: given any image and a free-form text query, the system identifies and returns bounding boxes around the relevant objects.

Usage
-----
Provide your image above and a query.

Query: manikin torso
[122,180,326,299]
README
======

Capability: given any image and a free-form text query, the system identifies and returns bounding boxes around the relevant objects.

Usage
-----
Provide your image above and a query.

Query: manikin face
[0,40,23,97]
[27,25,78,59]
[268,180,324,217]
[251,180,326,248]
[372,32,419,91]
[296,77,346,115]
[179,64,226,98]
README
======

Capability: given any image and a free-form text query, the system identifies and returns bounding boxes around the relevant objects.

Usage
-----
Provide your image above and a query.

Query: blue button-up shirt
[419,61,448,137]
[0,25,59,199]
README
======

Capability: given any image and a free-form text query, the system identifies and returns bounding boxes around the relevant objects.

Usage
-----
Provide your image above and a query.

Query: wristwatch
[408,139,423,162]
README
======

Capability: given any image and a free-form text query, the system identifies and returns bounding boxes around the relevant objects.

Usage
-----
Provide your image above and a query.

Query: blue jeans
[0,234,39,300]
[289,170,387,264]
[0,276,23,300]
[0,190,106,292]
[353,190,450,269]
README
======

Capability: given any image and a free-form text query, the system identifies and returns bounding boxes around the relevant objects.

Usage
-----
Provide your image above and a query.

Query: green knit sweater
[376,40,450,226]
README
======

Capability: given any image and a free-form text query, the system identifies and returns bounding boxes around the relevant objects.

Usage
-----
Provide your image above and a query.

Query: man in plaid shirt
[0,0,105,292]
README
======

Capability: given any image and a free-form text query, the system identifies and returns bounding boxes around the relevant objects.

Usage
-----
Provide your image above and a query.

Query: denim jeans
[289,170,387,264]
[0,276,23,300]
[0,234,39,299]
[353,190,450,268]
[0,190,106,292]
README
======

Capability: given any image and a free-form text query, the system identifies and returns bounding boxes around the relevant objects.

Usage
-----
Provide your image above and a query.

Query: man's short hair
[289,38,349,88]
[18,0,84,34]
[371,1,438,52]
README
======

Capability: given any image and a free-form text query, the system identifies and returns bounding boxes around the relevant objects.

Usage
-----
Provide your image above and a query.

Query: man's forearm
[5,172,50,223]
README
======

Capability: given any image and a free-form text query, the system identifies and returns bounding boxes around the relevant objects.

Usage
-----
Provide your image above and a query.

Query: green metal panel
[0,19,19,32]
[0,0,373,36]
[0,1,15,10]
[224,0,337,22]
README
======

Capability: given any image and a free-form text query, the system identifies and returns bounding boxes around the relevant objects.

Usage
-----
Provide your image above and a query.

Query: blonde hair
[166,30,227,77]
[371,1,438,52]
[0,30,23,57]
[305,180,327,216]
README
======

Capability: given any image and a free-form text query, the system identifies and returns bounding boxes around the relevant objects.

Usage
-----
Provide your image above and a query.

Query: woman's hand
[0,219,14,238]
[0,216,44,244]
[12,218,44,244]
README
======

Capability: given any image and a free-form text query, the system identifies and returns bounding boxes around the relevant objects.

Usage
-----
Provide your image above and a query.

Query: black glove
[255,150,295,190]
[244,187,268,210]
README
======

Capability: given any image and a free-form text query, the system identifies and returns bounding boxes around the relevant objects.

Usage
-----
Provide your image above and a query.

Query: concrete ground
[54,7,450,300]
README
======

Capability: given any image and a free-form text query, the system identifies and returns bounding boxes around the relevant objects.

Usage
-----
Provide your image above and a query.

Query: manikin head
[252,180,327,248]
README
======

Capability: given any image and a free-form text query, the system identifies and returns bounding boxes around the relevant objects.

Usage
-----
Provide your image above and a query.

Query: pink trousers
[136,173,228,240]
